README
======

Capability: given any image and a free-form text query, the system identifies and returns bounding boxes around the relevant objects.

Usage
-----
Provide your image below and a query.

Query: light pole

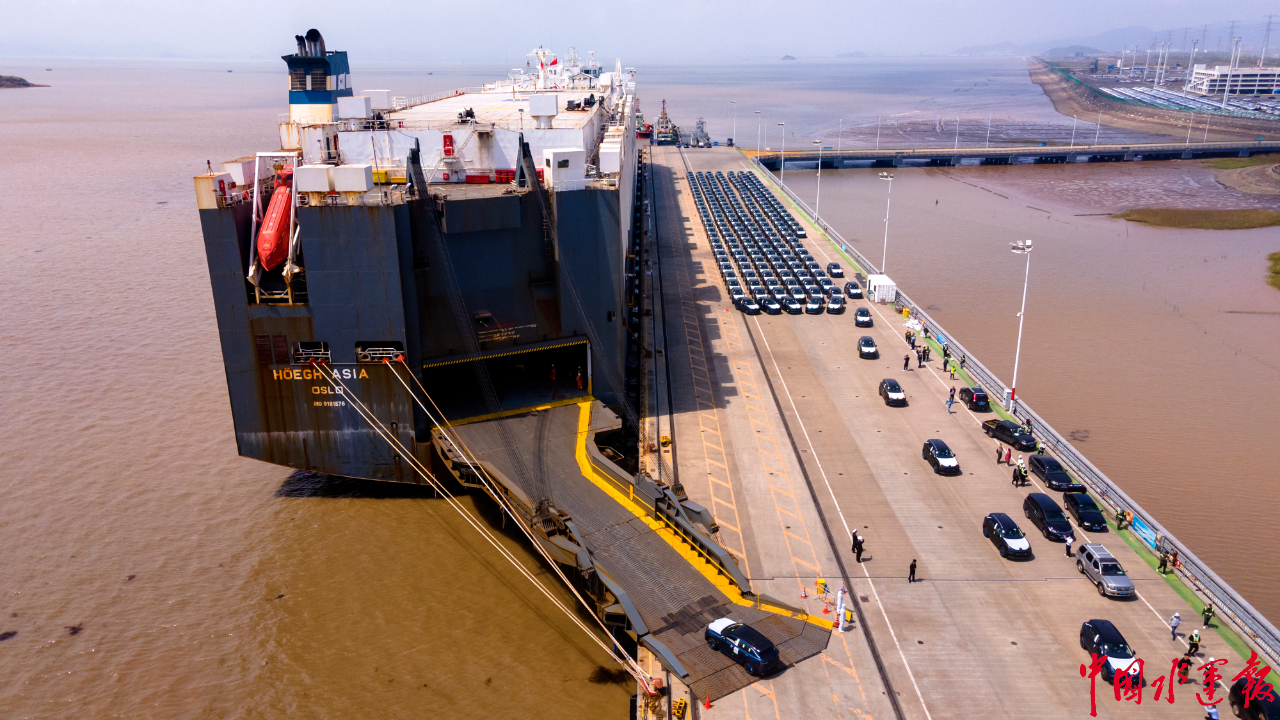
[1069,115,1077,148]
[755,110,761,157]
[1094,111,1101,145]
[1185,39,1199,91]
[1005,239,1034,410]
[876,115,882,150]
[813,139,823,216]
[778,122,786,183]
[878,171,894,272]
[731,100,737,146]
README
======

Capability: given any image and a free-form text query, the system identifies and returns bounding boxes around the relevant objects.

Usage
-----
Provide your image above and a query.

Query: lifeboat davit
[256,167,293,271]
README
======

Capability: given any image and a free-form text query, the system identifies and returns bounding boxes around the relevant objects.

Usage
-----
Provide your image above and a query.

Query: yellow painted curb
[573,401,833,630]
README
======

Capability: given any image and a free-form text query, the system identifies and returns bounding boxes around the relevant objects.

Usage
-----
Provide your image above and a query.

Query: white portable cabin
[866,274,897,303]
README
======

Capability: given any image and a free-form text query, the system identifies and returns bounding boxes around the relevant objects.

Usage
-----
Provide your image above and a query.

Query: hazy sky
[4,0,1279,61]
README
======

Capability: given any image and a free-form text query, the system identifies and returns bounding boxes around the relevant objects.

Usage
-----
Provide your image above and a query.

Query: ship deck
[450,401,829,700]
[391,91,602,131]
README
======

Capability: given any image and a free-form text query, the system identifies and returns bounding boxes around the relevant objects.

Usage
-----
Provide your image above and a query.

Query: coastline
[1026,58,1278,142]
[0,75,49,88]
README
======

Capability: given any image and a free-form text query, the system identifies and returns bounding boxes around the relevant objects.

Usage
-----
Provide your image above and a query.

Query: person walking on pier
[1158,552,1169,575]
[923,345,931,362]
[949,362,957,380]
[1202,602,1216,628]
[854,536,865,563]
[1003,447,1012,465]
[959,355,967,371]
[907,331,915,349]
[576,366,583,390]
[1188,629,1201,656]
[904,354,911,371]
[916,349,925,368]
[997,443,1004,464]
[908,559,917,583]
[1065,534,1075,557]
[1169,612,1182,641]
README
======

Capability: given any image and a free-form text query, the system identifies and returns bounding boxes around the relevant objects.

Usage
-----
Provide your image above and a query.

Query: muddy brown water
[0,60,629,718]
[4,53,1278,717]
[780,160,1280,623]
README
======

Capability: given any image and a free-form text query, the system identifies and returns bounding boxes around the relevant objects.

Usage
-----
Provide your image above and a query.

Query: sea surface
[1,55,1277,718]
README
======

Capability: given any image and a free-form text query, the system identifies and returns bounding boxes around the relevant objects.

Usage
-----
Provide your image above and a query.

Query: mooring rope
[310,361,650,689]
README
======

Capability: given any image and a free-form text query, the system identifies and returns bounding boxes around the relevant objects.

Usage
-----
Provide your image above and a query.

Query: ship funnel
[304,29,326,57]
[295,35,307,55]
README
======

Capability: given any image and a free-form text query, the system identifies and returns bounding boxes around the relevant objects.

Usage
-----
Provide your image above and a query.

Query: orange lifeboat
[256,167,293,271]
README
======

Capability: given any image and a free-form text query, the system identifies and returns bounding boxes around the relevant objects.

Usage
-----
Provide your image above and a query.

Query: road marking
[751,316,934,720]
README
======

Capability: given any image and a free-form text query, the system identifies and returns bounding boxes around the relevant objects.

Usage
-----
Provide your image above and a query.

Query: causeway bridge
[757,139,1280,169]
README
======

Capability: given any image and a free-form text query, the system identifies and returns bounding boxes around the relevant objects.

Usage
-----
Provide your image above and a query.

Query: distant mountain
[1044,45,1104,57]
[953,41,1039,56]
[953,26,1161,56]
[781,55,796,61]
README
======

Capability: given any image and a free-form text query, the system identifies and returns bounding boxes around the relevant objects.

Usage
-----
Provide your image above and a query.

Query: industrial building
[1186,63,1280,95]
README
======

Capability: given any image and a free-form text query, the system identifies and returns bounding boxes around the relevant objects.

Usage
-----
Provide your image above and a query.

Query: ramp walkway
[450,401,830,700]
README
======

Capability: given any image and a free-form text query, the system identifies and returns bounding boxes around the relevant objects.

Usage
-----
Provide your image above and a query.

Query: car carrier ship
[194,30,829,704]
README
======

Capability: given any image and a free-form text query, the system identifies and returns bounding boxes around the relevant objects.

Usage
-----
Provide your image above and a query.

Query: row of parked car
[689,170,865,316]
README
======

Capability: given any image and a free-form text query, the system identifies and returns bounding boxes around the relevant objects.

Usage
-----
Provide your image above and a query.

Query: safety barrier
[749,153,1280,671]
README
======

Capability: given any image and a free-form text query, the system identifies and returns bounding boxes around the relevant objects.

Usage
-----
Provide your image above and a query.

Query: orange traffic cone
[704,696,712,709]
[801,585,808,599]
[823,605,831,614]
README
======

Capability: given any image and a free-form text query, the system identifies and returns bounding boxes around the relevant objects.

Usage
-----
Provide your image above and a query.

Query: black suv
[1028,454,1085,492]
[1064,493,1108,531]
[922,439,961,475]
[705,618,781,677]
[983,419,1037,451]
[1230,676,1280,719]
[878,378,906,406]
[1079,619,1140,684]
[1023,492,1074,541]
[982,513,1033,559]
[958,387,990,411]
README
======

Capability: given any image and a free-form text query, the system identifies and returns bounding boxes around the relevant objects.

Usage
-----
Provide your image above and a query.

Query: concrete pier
[754,139,1280,171]
[643,145,1240,718]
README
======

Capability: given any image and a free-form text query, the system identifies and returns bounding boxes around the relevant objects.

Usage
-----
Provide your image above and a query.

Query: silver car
[1075,543,1135,598]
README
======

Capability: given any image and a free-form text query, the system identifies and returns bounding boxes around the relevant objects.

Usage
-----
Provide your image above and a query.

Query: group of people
[1009,454,1030,486]
[901,327,969,382]
[1158,548,1180,575]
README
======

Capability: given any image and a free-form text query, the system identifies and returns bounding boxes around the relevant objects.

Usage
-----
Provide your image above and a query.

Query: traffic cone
[704,695,712,709]
[801,585,808,599]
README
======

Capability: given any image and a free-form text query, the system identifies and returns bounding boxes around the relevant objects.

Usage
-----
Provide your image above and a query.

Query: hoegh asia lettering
[271,367,369,381]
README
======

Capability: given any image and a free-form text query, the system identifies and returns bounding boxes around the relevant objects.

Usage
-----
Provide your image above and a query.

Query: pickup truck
[983,419,1037,452]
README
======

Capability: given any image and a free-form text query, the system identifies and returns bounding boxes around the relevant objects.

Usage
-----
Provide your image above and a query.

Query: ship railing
[749,153,1280,671]
[296,186,414,207]
[392,87,485,110]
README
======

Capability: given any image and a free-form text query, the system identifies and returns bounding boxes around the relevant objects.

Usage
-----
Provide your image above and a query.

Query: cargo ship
[194,32,830,702]
[194,30,639,482]
[653,99,681,145]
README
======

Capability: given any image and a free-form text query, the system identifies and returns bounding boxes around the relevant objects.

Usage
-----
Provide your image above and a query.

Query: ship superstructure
[195,31,639,481]
[653,99,680,145]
